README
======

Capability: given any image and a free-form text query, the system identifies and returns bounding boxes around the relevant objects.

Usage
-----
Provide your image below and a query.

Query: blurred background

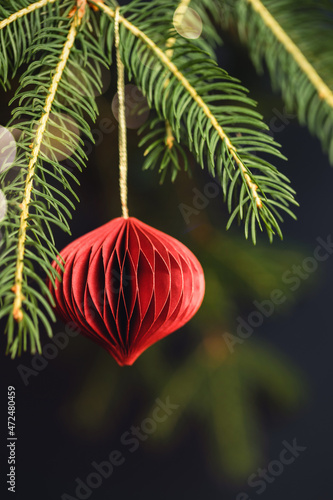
[1,2,333,499]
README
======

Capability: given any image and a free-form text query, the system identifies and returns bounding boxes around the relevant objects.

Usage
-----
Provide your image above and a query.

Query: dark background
[1,2,333,500]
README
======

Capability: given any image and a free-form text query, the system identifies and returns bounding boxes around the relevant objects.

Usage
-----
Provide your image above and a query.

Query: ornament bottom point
[112,351,140,367]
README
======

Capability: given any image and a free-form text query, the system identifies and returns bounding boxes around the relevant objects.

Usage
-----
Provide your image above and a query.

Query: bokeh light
[0,189,7,222]
[112,84,150,129]
[0,126,17,173]
[173,6,203,40]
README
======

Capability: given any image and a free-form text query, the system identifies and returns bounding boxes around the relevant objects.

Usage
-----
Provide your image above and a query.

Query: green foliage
[119,0,297,243]
[0,0,57,88]
[139,115,191,182]
[138,0,223,183]
[0,3,110,356]
[220,0,333,163]
[0,0,331,358]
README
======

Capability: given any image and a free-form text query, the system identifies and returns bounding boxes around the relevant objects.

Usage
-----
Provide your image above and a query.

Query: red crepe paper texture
[48,217,205,365]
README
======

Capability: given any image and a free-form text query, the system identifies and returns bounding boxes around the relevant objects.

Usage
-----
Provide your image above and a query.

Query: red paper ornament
[48,217,205,365]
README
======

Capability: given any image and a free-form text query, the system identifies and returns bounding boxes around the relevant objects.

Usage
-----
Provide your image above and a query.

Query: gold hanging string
[114,7,129,219]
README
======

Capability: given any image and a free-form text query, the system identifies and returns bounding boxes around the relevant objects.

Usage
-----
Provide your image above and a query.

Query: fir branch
[0,0,59,88]
[247,0,333,108]
[0,0,56,30]
[140,115,189,182]
[221,0,333,162]
[149,0,192,182]
[0,1,110,356]
[12,10,83,323]
[165,0,192,57]
[95,0,297,241]
[139,0,223,182]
